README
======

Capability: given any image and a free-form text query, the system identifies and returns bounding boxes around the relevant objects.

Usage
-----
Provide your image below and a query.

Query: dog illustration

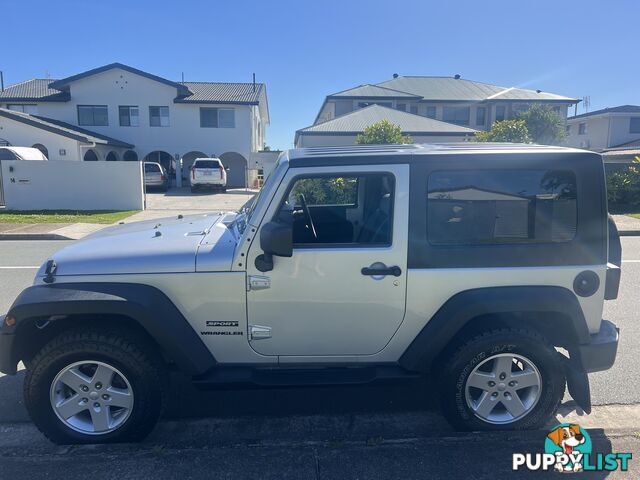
[547,425,586,472]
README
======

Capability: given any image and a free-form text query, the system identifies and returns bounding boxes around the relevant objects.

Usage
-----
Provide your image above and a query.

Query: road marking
[0,266,40,269]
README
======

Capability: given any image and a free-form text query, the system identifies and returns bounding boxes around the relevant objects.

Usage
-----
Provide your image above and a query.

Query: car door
[246,163,409,357]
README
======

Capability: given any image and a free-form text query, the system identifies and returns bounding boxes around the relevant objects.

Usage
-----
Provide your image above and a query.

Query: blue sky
[3,0,638,150]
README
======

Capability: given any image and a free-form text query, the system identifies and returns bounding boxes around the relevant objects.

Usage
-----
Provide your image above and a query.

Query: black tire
[190,186,196,193]
[439,328,565,431]
[24,328,165,444]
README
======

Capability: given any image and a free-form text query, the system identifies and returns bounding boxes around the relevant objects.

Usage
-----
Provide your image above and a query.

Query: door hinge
[247,275,270,291]
[249,324,272,340]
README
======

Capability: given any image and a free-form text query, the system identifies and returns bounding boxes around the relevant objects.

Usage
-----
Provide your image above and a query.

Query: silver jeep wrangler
[0,144,621,444]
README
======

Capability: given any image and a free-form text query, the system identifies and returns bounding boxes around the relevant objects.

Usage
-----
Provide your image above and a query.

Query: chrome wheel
[49,361,134,435]
[464,353,541,425]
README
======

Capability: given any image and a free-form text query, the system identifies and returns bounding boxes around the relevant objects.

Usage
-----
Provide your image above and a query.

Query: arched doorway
[144,151,174,174]
[123,150,138,162]
[106,151,119,161]
[181,151,207,180]
[32,143,49,159]
[84,149,99,161]
[219,152,248,188]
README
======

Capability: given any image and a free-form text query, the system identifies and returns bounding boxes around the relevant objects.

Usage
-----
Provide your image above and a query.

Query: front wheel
[439,328,565,431]
[24,328,165,444]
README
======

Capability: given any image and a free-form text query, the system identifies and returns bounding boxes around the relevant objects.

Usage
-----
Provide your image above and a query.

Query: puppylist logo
[513,423,632,473]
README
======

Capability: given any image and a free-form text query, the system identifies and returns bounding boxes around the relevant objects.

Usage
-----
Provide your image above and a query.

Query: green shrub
[607,157,640,210]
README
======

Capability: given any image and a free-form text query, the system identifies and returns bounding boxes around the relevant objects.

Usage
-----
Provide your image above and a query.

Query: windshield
[234,158,284,234]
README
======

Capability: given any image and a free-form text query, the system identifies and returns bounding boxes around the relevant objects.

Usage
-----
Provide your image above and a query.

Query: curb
[0,233,71,241]
[619,230,640,236]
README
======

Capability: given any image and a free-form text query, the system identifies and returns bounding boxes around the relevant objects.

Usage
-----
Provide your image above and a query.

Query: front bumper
[576,319,619,373]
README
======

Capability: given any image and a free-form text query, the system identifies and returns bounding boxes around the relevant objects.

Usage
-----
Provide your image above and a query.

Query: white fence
[0,160,144,211]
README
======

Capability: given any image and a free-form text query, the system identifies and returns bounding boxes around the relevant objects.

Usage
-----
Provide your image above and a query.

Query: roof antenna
[0,71,4,92]
[252,73,256,93]
[181,72,184,83]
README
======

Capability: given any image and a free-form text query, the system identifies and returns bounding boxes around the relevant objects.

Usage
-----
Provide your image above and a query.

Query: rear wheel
[439,328,565,431]
[24,328,165,444]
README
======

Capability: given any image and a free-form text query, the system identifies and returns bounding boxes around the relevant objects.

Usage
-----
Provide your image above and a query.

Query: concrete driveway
[129,187,256,222]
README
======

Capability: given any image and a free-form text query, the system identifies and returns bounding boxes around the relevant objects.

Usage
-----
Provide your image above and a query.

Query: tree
[517,104,566,145]
[355,120,412,145]
[475,119,532,143]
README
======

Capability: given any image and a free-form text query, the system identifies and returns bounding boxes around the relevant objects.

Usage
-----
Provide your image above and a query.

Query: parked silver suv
[143,162,169,191]
[0,144,620,444]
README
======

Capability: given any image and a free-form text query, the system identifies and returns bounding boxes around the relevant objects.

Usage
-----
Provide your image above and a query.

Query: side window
[277,173,394,246]
[427,169,577,245]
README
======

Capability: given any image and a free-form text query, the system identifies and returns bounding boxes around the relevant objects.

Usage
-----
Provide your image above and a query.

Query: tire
[439,328,565,431]
[24,328,165,444]
[190,186,196,193]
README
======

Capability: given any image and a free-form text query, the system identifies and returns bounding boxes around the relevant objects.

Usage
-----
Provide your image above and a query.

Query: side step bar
[192,365,421,389]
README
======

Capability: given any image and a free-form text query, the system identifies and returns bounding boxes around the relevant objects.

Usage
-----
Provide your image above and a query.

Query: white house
[297,75,578,148]
[0,63,272,187]
[565,105,640,170]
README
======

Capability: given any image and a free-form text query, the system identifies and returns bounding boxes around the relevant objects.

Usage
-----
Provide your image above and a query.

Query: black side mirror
[255,221,292,272]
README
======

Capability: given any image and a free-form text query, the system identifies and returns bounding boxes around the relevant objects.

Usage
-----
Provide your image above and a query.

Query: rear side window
[427,170,577,245]
[144,163,160,173]
[194,160,221,169]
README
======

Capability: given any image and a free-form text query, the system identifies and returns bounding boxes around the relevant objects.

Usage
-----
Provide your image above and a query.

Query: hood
[38,213,239,277]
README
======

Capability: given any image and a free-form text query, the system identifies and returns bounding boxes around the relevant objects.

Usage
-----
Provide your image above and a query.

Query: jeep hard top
[0,143,620,444]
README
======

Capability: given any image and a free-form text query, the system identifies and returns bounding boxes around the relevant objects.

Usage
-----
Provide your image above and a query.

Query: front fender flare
[1,283,216,375]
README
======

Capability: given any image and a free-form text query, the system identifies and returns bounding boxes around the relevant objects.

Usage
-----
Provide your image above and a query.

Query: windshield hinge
[247,275,270,291]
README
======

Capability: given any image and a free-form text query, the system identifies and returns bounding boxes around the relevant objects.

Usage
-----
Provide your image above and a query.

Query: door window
[277,173,395,246]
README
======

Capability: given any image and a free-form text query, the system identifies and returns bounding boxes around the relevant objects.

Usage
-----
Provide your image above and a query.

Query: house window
[119,106,139,127]
[149,106,170,127]
[443,107,470,125]
[426,106,437,119]
[566,125,571,134]
[200,108,236,128]
[476,107,486,126]
[630,117,640,134]
[78,105,108,126]
[396,103,406,112]
[578,123,587,135]
[410,105,418,114]
[427,169,577,245]
[495,105,506,122]
[7,104,38,115]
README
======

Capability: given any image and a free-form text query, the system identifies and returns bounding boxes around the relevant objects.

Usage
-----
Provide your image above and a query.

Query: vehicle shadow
[165,372,439,419]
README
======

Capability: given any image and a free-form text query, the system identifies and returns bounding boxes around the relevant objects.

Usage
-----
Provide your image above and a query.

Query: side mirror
[255,221,292,272]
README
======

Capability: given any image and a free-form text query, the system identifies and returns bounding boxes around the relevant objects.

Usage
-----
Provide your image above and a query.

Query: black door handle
[361,265,402,277]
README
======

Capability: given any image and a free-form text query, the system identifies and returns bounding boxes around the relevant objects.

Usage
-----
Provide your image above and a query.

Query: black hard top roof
[286,143,599,167]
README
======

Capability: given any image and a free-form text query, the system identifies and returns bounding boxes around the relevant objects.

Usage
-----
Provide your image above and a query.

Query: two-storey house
[565,105,640,170]
[0,63,270,187]
[296,74,578,147]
